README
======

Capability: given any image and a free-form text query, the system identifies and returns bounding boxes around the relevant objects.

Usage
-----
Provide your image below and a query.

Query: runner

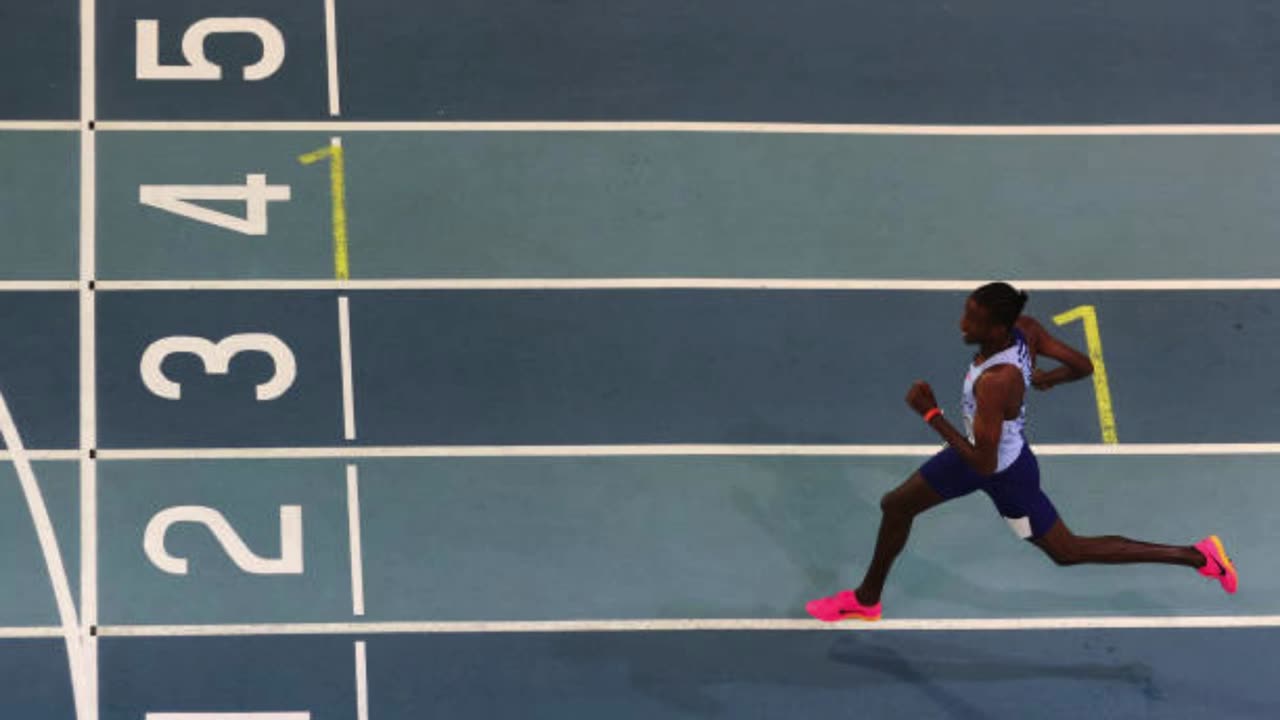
[807,282,1237,622]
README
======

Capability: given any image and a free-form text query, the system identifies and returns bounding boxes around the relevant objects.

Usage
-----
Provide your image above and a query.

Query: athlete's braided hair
[971,282,1029,329]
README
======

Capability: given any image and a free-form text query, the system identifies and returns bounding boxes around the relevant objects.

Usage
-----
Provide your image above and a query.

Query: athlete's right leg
[808,448,975,622]
[854,471,948,606]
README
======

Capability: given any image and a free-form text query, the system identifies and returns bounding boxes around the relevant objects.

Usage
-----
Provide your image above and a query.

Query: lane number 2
[144,505,304,575]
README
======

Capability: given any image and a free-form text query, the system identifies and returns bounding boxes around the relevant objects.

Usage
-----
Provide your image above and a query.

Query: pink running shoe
[1195,535,1238,594]
[806,589,882,622]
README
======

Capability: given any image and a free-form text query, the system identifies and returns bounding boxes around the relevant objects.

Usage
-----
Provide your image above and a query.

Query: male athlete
[807,282,1237,622]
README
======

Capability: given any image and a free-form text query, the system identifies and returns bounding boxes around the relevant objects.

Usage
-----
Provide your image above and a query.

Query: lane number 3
[140,334,297,401]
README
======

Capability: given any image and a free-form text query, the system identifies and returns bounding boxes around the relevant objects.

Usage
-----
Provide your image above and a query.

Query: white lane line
[91,278,1280,291]
[354,641,368,720]
[89,121,1280,135]
[97,615,1280,636]
[347,465,365,616]
[0,282,81,291]
[0,121,81,131]
[78,459,97,720]
[78,275,98,720]
[0,450,84,461]
[0,626,67,638]
[89,442,1280,460]
[338,296,356,440]
[79,0,100,709]
[145,707,312,712]
[324,0,341,116]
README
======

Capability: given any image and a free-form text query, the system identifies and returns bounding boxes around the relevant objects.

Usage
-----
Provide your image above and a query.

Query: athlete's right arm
[911,370,1016,476]
[1017,316,1093,391]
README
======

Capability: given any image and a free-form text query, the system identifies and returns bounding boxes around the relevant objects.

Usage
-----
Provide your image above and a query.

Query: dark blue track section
[100,635,357,720]
[351,289,1077,445]
[0,2,77,119]
[97,0,330,119]
[336,0,1280,123]
[99,629,1280,719]
[97,291,344,448]
[0,293,77,449]
[350,289,1280,445]
[92,0,1280,122]
[0,639,75,718]
[95,289,1280,448]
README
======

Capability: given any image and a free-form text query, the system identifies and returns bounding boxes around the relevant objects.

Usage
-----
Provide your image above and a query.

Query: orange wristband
[922,407,942,423]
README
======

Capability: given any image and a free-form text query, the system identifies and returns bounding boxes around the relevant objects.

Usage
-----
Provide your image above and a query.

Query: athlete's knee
[881,484,926,518]
[878,489,895,513]
[879,486,913,517]
[882,473,946,518]
[1045,544,1082,566]
[1038,534,1083,566]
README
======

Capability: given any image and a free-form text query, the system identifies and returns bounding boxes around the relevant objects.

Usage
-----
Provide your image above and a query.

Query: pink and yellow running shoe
[1195,535,1238,594]
[805,589,882,622]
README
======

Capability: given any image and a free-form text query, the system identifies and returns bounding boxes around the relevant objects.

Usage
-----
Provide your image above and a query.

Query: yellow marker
[299,137,349,280]
[1052,305,1118,444]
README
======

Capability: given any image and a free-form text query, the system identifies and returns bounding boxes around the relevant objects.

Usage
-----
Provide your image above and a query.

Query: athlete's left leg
[1032,518,1203,568]
[985,446,1208,569]
[1001,456,1236,592]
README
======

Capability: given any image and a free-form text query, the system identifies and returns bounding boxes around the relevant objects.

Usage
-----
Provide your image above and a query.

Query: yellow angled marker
[1053,304,1118,444]
[299,137,349,280]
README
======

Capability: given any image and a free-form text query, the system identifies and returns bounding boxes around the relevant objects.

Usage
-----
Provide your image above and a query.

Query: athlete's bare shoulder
[1015,315,1095,376]
[1015,314,1044,335]
[1014,315,1045,353]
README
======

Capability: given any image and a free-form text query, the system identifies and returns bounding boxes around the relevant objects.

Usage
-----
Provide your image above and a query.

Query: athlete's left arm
[906,370,1019,476]
[1017,315,1093,391]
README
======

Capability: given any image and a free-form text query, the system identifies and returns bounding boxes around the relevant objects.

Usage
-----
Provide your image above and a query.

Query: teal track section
[0,462,79,627]
[98,133,1280,280]
[96,455,1273,627]
[98,459,353,625]
[0,132,78,279]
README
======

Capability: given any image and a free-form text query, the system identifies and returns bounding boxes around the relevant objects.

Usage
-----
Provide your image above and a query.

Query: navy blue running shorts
[918,443,1060,540]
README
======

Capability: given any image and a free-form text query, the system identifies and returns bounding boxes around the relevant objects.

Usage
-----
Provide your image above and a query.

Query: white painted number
[136,18,287,81]
[144,505,304,575]
[140,333,297,401]
[139,175,291,235]
[145,707,312,712]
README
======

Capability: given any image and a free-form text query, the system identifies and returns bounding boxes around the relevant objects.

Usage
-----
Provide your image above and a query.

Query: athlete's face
[960,297,998,345]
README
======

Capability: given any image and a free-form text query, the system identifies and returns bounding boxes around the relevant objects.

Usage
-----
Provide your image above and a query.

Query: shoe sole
[835,611,881,622]
[1209,535,1237,577]
[1208,535,1238,592]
